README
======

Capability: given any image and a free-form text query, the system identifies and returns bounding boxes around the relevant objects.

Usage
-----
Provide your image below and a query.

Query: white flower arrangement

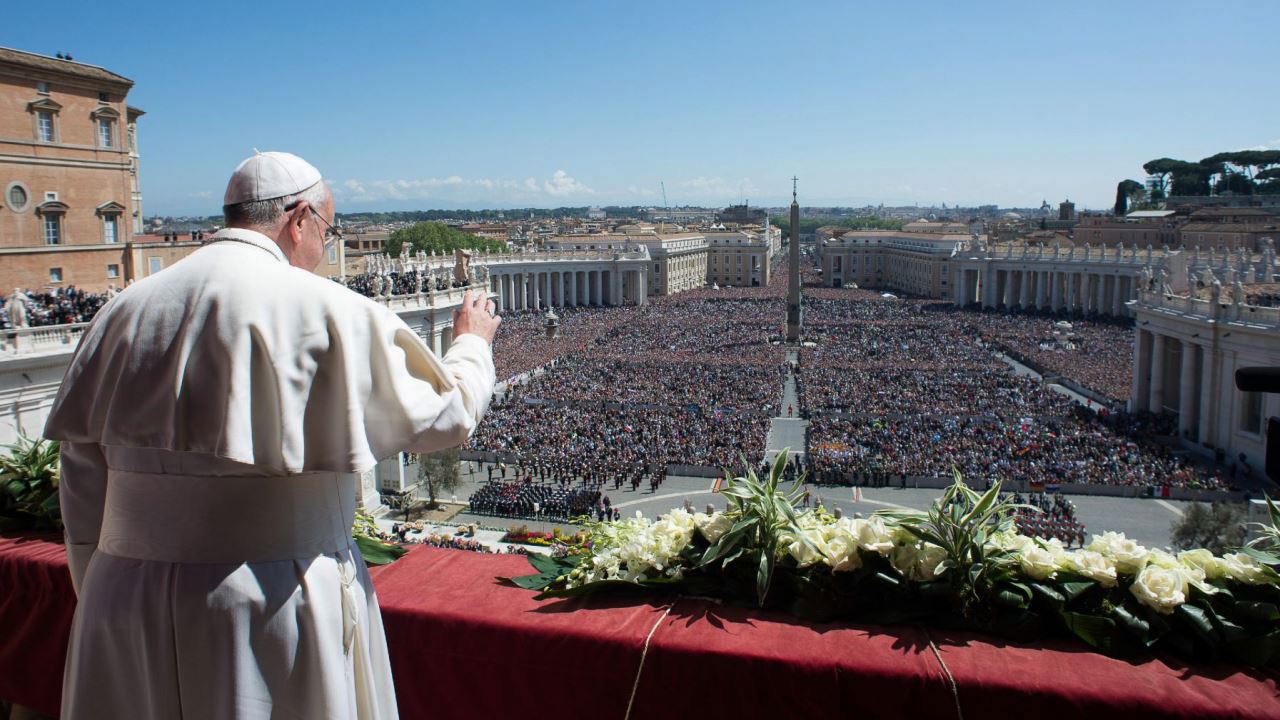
[513,468,1280,668]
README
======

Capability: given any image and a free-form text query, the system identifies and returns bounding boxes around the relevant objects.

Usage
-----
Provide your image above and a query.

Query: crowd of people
[940,308,1134,403]
[1,286,110,330]
[809,406,1226,490]
[1009,492,1088,547]
[467,478,603,522]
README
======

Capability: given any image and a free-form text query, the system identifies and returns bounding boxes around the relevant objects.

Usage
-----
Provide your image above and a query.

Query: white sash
[98,470,356,564]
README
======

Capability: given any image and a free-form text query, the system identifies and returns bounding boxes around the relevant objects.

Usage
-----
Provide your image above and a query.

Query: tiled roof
[0,46,133,87]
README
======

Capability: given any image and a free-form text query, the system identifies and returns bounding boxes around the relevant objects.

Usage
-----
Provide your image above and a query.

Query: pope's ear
[287,201,309,236]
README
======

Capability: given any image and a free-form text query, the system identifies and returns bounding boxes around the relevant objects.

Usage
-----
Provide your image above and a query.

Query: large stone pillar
[1095,274,1106,314]
[1111,276,1122,317]
[1132,329,1152,412]
[1149,333,1166,413]
[1198,344,1217,448]
[442,326,453,355]
[1051,272,1063,311]
[1019,269,1031,310]
[1178,340,1198,439]
[532,272,541,310]
[569,271,578,306]
[592,271,602,306]
[982,268,997,308]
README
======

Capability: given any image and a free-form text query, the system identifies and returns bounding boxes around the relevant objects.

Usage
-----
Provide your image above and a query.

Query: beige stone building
[1132,289,1280,470]
[705,226,777,287]
[820,232,965,297]
[1074,208,1277,253]
[547,230,708,296]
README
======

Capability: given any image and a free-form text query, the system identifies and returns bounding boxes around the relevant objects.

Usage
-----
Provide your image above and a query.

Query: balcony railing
[0,323,89,358]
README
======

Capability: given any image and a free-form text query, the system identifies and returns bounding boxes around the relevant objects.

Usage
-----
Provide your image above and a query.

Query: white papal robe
[43,228,495,720]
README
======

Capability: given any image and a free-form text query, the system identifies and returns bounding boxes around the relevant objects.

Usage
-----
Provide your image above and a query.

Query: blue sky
[6,1,1277,215]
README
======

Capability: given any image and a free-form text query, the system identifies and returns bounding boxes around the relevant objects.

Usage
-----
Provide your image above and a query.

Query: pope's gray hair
[222,181,329,228]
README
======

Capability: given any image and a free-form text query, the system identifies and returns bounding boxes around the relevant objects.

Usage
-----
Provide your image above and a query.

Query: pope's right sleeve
[58,441,107,596]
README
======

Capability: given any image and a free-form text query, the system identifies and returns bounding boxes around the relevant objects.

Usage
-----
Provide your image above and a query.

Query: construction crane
[660,181,670,232]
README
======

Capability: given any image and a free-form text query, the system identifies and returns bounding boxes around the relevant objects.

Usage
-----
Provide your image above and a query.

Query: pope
[43,151,501,719]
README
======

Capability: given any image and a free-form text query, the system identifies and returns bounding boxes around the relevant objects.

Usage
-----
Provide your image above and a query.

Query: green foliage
[891,471,1024,617]
[352,508,408,565]
[1114,179,1144,216]
[0,436,62,532]
[700,451,815,607]
[416,448,461,507]
[769,216,905,237]
[384,222,507,258]
[510,471,1280,667]
[1171,502,1246,555]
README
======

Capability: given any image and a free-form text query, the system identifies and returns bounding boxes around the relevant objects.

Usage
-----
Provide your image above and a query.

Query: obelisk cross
[786,176,802,343]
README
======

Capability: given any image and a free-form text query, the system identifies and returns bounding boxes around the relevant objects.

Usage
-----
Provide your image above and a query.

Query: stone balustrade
[0,323,89,359]
[1137,289,1280,328]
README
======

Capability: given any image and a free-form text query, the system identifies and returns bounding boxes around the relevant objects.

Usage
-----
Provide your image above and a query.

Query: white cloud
[188,190,213,199]
[331,171,594,203]
[543,170,594,196]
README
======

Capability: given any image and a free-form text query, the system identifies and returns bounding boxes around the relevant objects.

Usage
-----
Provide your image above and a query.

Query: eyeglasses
[308,206,343,248]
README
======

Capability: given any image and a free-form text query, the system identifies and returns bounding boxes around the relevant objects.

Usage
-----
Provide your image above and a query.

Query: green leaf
[1060,611,1116,649]
[1229,601,1280,623]
[508,572,559,591]
[1111,604,1158,647]
[756,550,774,607]
[1225,630,1280,666]
[354,535,408,566]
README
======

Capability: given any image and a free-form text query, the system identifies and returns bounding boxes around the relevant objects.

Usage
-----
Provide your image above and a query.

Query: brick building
[0,47,168,292]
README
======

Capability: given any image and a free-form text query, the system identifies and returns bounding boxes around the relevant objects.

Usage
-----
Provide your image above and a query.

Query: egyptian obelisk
[785,176,802,342]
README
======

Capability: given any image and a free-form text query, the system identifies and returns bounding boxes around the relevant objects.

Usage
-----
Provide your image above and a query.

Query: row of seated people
[467,479,600,522]
[1009,492,1087,547]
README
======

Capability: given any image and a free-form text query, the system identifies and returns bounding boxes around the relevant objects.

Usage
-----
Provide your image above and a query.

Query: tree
[383,222,507,257]
[416,448,462,509]
[1170,502,1246,555]
[1114,179,1144,215]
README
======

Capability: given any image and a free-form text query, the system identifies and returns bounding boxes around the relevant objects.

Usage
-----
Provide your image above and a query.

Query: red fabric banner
[2,534,1278,719]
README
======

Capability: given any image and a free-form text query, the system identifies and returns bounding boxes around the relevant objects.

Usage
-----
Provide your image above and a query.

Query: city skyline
[3,0,1276,215]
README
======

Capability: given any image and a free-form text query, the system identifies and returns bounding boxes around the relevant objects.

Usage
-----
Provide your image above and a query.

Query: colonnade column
[1132,329,1152,412]
[591,271,602,306]
[1178,340,1199,439]
[1019,270,1031,310]
[1051,272,1063,311]
[1094,274,1106,315]
[1149,333,1166,413]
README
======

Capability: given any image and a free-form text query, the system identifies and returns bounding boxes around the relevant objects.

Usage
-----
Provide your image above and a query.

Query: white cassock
[43,228,495,720]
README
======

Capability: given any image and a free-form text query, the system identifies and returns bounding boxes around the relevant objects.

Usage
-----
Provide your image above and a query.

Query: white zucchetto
[223,150,323,205]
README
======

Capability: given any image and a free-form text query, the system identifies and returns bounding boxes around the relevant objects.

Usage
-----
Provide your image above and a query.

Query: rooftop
[0,46,133,87]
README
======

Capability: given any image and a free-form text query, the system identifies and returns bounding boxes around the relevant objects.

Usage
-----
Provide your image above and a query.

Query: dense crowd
[467,479,602,522]
[935,308,1134,403]
[1,287,109,330]
[809,407,1226,490]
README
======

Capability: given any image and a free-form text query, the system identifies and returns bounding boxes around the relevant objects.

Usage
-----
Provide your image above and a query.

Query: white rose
[660,508,697,536]
[1087,531,1149,575]
[1018,545,1060,580]
[1063,550,1118,587]
[1178,549,1225,581]
[1130,564,1188,614]
[822,531,862,572]
[1218,552,1272,585]
[892,542,949,582]
[693,512,733,544]
[845,516,896,556]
